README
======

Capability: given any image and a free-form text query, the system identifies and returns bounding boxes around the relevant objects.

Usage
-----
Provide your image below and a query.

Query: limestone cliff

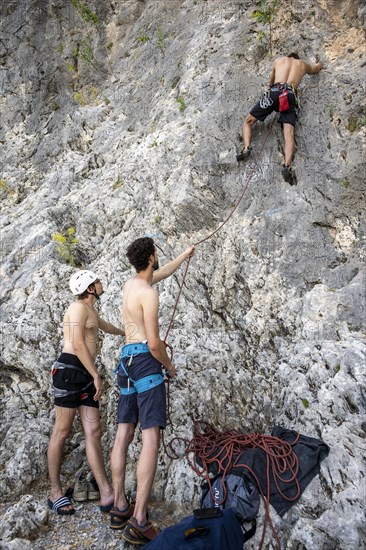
[0,0,365,548]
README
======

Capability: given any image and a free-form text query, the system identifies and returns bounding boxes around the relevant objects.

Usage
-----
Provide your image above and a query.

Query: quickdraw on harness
[51,361,94,398]
[259,88,273,109]
[116,342,165,395]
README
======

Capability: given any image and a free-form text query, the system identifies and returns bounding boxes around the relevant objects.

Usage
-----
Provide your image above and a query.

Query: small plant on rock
[177,97,187,111]
[252,0,277,57]
[113,179,124,190]
[53,227,79,266]
[137,31,150,44]
[0,178,13,195]
[71,0,98,25]
[156,26,166,53]
[74,91,86,106]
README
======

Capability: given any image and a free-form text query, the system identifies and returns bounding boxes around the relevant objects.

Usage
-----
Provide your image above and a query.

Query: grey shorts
[117,348,166,430]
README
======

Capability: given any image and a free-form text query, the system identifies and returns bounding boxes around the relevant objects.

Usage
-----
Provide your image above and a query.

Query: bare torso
[271,57,308,89]
[123,277,154,343]
[63,302,98,359]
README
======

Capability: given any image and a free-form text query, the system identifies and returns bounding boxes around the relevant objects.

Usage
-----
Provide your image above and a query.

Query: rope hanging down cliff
[160,117,296,549]
[162,115,276,435]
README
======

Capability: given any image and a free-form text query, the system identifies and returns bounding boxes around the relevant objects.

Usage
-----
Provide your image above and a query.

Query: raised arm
[303,61,323,75]
[97,315,125,336]
[142,287,176,377]
[152,245,195,285]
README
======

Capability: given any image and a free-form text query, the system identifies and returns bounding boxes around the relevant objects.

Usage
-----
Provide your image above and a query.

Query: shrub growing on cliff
[53,228,79,266]
[252,0,277,56]
[71,0,98,25]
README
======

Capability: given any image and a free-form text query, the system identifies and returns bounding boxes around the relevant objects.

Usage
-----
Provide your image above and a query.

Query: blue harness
[117,342,165,395]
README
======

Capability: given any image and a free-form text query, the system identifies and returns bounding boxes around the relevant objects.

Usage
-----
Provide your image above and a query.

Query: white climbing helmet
[69,270,98,296]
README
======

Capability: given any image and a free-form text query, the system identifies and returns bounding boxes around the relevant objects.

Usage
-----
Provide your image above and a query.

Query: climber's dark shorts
[52,353,98,409]
[117,351,166,430]
[250,84,298,127]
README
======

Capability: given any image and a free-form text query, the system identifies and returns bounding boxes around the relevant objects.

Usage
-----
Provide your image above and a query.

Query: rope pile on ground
[185,420,301,549]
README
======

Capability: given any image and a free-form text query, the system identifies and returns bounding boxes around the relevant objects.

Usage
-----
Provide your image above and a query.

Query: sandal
[110,502,135,530]
[47,496,75,516]
[122,517,160,545]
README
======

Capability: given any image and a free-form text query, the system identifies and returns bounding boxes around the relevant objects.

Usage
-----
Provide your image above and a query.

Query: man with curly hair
[110,237,195,545]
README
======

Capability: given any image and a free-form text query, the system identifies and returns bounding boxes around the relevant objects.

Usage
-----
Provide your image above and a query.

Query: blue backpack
[144,508,244,550]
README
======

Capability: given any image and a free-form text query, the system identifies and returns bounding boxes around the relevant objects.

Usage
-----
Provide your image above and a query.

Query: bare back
[271,57,312,89]
[123,277,156,343]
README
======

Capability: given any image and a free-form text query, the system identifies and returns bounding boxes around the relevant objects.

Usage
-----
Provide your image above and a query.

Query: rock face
[0,0,365,548]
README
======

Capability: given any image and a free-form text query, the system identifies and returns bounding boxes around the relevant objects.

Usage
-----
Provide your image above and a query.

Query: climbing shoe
[122,517,160,545]
[110,502,135,530]
[282,164,296,185]
[236,147,251,162]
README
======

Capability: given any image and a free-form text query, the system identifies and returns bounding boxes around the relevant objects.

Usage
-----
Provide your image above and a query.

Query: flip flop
[47,496,75,516]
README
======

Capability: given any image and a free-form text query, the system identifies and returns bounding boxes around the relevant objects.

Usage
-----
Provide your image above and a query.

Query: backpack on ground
[144,508,245,550]
[200,472,259,523]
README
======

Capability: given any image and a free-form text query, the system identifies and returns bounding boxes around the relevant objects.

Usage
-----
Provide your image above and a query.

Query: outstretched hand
[184,245,195,259]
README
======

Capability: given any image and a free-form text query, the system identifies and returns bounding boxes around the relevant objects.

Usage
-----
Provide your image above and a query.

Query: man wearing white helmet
[47,270,125,516]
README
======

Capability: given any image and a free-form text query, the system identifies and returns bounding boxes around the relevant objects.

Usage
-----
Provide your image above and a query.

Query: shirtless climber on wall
[237,53,323,185]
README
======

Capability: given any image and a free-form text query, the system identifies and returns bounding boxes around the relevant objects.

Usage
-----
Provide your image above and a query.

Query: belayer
[237,53,323,185]
[110,238,195,545]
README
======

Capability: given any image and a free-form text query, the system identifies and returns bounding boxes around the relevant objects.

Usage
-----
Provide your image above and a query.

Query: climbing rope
[185,421,301,550]
[160,117,286,545]
[162,116,276,437]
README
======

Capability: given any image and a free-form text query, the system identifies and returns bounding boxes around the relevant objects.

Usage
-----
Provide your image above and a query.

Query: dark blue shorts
[52,353,98,409]
[250,86,298,126]
[117,346,166,430]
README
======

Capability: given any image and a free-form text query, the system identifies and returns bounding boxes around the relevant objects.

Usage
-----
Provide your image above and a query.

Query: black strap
[53,361,90,376]
[243,519,256,542]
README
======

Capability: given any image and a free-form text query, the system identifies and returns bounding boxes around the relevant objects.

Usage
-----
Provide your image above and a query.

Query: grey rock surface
[0,0,365,548]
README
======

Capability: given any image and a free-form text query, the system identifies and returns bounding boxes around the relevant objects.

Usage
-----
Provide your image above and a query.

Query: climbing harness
[116,341,165,395]
[272,82,299,110]
[52,361,94,398]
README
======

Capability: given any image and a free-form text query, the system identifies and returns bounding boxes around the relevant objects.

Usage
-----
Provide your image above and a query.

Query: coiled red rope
[185,421,301,549]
